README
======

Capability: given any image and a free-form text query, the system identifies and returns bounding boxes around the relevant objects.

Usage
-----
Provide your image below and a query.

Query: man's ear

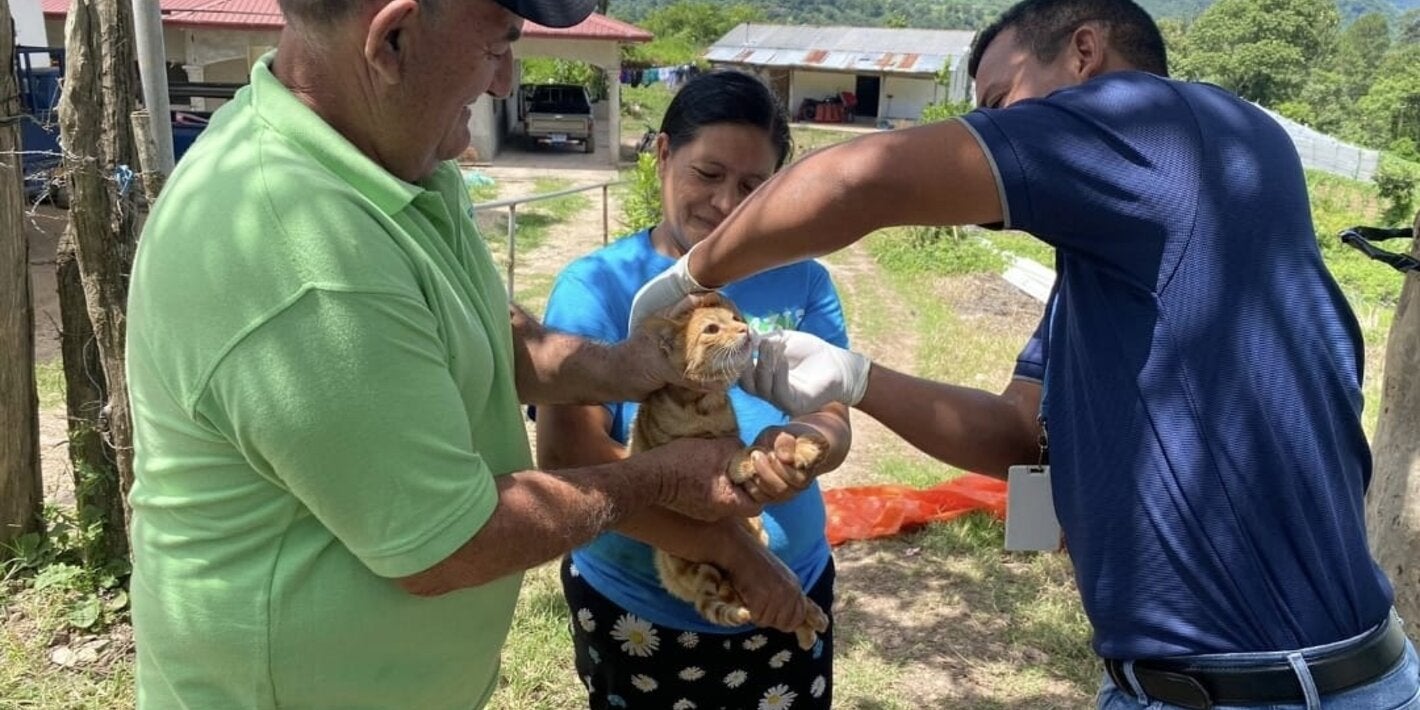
[365,0,420,86]
[1067,23,1108,80]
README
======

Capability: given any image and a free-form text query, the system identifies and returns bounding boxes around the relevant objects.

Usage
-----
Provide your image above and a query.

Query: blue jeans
[1098,614,1420,710]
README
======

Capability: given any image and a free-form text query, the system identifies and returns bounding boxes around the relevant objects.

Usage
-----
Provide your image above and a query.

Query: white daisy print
[759,684,798,710]
[673,700,697,710]
[630,674,658,693]
[577,608,596,632]
[769,649,793,668]
[569,562,581,577]
[724,640,733,650]
[679,666,706,681]
[811,675,826,698]
[582,675,594,693]
[611,614,660,657]
[677,631,700,648]
[743,634,769,651]
[724,670,748,688]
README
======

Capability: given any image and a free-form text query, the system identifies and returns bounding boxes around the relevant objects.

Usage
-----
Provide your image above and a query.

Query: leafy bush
[920,99,975,124]
[1374,154,1419,226]
[520,57,607,100]
[621,152,662,233]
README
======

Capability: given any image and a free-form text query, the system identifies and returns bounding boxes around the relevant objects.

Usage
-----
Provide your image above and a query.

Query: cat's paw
[793,601,831,650]
[729,449,758,484]
[791,433,829,472]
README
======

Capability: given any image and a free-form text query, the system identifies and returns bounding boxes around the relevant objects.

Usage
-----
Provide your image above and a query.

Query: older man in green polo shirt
[124,0,809,707]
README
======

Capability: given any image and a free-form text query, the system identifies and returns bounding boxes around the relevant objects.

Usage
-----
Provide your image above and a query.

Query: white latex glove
[628,244,711,333]
[741,330,872,416]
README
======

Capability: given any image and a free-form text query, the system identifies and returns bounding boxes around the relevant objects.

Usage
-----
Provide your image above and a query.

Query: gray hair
[278,0,441,28]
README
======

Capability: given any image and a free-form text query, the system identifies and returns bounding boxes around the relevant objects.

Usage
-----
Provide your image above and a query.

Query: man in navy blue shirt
[626,0,1419,707]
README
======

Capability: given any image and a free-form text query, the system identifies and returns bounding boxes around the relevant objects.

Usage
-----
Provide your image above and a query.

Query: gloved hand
[740,330,872,416]
[628,244,711,333]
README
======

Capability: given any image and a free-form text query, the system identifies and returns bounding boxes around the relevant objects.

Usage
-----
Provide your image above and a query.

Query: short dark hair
[659,70,794,170]
[968,0,1168,79]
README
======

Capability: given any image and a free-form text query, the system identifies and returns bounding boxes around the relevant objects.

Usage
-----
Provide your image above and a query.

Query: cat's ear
[639,315,681,355]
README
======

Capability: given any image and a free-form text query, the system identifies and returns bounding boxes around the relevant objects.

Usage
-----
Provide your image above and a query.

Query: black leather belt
[1104,615,1408,709]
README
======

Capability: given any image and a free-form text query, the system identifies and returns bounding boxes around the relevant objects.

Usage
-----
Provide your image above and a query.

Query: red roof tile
[41,0,650,41]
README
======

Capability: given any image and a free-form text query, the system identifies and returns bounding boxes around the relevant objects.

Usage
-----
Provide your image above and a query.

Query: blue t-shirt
[541,229,849,633]
[962,71,1393,659]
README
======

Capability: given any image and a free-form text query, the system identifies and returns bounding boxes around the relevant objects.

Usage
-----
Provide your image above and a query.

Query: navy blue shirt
[960,71,1392,659]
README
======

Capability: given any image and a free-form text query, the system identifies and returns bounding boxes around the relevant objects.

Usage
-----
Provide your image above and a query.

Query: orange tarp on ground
[822,474,1008,546]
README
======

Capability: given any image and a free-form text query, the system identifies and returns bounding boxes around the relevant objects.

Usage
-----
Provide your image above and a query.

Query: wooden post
[1366,210,1420,639]
[132,108,166,204]
[58,0,141,537]
[602,183,610,245]
[0,0,45,549]
[506,203,517,299]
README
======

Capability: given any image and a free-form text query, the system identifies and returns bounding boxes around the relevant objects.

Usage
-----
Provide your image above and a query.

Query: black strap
[1339,225,1419,274]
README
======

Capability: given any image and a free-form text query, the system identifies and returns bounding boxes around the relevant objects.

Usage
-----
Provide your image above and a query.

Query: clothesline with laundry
[619,64,703,90]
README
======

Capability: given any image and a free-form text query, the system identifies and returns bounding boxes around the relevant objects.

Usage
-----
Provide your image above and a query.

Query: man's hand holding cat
[647,437,763,521]
[712,522,816,634]
[742,330,872,416]
[741,423,835,504]
[617,293,743,399]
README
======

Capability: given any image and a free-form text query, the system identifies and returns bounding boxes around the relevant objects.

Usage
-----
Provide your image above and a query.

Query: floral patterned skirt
[559,555,835,710]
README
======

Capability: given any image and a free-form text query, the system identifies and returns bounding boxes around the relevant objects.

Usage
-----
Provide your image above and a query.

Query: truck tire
[584,132,596,155]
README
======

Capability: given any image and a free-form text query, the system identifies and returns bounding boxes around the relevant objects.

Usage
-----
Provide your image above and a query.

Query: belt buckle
[1143,669,1214,710]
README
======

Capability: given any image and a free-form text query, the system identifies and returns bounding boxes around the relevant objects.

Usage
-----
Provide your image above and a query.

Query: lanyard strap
[1339,226,1418,275]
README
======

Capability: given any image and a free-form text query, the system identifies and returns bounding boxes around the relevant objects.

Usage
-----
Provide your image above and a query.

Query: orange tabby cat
[630,293,831,651]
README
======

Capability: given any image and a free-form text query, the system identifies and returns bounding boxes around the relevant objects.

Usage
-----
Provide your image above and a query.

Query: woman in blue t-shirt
[536,70,854,709]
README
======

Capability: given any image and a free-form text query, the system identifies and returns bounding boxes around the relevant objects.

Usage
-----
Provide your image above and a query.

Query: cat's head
[643,293,754,389]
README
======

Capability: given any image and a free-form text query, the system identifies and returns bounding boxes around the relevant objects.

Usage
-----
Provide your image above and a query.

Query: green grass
[487,565,582,709]
[1,581,136,710]
[35,360,66,410]
[619,84,675,145]
[985,230,1056,268]
[477,178,591,255]
[789,126,857,159]
[867,226,1008,279]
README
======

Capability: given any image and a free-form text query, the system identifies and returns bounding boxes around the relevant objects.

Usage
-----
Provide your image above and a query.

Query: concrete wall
[882,75,940,121]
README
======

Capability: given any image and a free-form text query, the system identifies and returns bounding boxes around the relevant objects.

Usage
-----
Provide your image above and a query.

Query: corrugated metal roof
[706,23,974,75]
[41,0,651,41]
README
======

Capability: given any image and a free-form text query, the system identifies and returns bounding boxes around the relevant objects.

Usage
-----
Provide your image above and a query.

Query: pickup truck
[521,83,595,154]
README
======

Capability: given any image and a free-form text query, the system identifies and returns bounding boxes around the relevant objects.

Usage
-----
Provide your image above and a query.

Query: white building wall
[882,75,939,121]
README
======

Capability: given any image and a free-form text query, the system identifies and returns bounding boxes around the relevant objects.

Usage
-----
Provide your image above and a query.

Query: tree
[1400,9,1420,45]
[1354,45,1420,157]
[1365,210,1420,635]
[641,1,765,47]
[1,0,45,550]
[1335,12,1391,103]
[1180,0,1339,105]
[57,0,141,543]
[1157,17,1192,78]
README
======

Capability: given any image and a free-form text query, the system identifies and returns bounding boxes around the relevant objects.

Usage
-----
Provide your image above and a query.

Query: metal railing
[472,178,621,299]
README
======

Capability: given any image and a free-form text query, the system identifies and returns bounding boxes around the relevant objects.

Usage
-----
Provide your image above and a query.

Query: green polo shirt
[125,54,530,709]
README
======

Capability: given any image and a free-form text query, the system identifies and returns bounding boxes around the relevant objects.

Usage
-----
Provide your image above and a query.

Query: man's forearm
[510,304,644,405]
[401,457,660,595]
[856,365,1040,479]
[689,121,1002,288]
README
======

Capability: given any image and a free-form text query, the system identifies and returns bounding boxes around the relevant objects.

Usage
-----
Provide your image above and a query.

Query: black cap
[494,0,598,28]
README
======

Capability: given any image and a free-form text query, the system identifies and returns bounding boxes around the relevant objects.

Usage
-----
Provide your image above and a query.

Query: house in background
[39,0,651,166]
[705,24,976,125]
